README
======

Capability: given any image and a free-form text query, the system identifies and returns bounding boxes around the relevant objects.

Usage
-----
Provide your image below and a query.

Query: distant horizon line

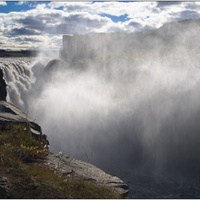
[0,49,61,58]
[0,49,60,52]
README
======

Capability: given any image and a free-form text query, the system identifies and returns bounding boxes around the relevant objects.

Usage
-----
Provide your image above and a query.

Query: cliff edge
[0,68,128,198]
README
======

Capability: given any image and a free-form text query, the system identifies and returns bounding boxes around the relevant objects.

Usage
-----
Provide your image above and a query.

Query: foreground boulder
[44,153,129,196]
[0,101,48,145]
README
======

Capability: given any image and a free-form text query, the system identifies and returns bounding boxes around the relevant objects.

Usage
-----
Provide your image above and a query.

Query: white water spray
[2,20,200,186]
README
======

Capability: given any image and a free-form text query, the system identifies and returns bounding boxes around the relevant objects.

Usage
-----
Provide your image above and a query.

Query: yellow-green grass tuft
[0,123,122,199]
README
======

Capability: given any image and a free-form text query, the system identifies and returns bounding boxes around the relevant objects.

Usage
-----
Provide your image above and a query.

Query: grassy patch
[0,123,48,163]
[0,123,122,199]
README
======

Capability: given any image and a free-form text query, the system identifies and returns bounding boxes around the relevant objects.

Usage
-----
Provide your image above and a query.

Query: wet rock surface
[0,177,9,198]
[44,153,129,196]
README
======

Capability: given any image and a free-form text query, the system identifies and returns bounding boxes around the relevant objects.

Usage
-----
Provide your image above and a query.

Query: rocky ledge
[0,101,48,145]
[0,100,129,197]
[44,153,129,196]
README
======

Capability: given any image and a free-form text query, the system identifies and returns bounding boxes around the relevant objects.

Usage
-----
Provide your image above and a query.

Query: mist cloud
[2,4,200,198]
[6,19,194,181]
[179,10,200,19]
[2,19,200,196]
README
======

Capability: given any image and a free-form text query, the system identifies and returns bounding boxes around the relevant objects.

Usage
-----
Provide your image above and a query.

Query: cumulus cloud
[15,2,26,6]
[49,2,91,12]
[16,35,46,43]
[16,16,46,30]
[1,2,200,50]
[156,2,182,8]
[10,27,42,36]
[128,21,143,28]
[0,2,6,6]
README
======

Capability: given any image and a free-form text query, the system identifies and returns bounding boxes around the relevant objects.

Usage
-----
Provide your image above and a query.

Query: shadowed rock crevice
[0,177,9,198]
[0,101,49,145]
[0,69,7,101]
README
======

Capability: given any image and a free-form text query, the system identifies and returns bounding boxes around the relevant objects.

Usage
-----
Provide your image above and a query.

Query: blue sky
[100,13,130,23]
[1,1,200,50]
[0,2,34,13]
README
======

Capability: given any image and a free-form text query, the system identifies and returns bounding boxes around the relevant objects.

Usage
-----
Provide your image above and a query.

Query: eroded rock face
[44,153,129,196]
[0,101,49,145]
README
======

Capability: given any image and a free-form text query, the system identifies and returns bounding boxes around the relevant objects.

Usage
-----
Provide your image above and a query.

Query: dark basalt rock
[0,177,9,198]
[0,101,49,145]
[0,69,7,101]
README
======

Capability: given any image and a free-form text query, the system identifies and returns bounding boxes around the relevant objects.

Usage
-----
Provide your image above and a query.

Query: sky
[1,1,200,50]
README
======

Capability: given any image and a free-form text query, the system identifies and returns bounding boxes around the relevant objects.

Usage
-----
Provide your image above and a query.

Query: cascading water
[0,58,35,110]
[1,19,200,198]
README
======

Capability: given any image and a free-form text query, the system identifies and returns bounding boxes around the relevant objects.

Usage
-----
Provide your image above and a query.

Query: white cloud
[35,3,48,11]
[0,2,6,6]
[1,2,200,50]
[15,2,26,6]
[47,2,200,31]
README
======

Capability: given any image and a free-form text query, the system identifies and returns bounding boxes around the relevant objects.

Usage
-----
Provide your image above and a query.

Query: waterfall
[1,19,200,198]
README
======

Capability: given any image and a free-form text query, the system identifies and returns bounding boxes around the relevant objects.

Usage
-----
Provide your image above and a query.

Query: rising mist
[2,19,200,186]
